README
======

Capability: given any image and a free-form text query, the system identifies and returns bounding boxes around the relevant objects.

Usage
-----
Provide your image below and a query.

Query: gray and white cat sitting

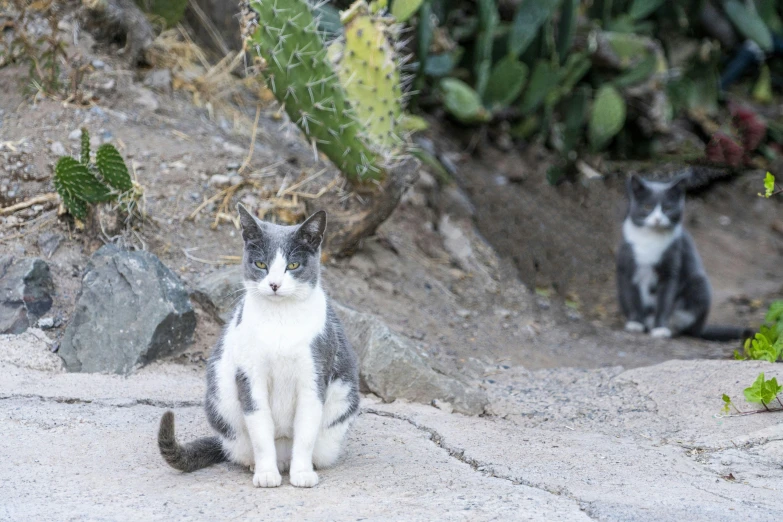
[617,174,750,341]
[158,206,360,488]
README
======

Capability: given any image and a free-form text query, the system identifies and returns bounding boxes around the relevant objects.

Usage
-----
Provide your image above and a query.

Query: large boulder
[0,256,54,334]
[58,245,196,374]
[334,303,488,415]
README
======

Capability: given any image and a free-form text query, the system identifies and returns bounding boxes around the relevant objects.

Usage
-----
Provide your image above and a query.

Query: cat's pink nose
[269,282,280,292]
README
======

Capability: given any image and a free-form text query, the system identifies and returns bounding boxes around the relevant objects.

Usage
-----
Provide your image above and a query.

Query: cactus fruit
[243,0,388,182]
[335,1,403,148]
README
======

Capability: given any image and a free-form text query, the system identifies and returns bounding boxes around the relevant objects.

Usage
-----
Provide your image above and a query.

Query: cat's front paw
[650,327,672,338]
[252,469,282,488]
[624,321,645,333]
[290,470,319,488]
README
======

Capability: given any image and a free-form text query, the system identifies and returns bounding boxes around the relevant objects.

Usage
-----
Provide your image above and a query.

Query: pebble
[222,142,246,156]
[68,129,82,141]
[227,162,241,170]
[456,309,471,318]
[92,59,105,69]
[228,174,243,185]
[37,317,55,329]
[50,141,66,156]
[208,174,232,187]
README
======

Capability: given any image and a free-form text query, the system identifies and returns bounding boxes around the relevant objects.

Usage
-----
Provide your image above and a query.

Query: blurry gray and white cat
[158,206,359,488]
[617,174,751,341]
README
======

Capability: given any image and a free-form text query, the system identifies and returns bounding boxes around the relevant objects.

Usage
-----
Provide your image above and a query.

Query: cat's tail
[698,325,754,342]
[158,411,226,472]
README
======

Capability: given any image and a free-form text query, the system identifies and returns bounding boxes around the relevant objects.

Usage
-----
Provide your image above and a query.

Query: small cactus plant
[242,0,409,183]
[53,128,139,220]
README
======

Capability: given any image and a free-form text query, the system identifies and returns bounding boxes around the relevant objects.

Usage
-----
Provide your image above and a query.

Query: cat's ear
[627,174,645,198]
[237,204,263,242]
[295,211,327,249]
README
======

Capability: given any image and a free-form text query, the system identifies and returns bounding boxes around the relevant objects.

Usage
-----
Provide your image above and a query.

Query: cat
[158,205,360,488]
[616,174,751,341]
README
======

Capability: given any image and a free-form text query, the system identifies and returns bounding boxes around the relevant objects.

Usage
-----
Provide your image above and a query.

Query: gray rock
[190,265,244,324]
[37,231,63,258]
[68,129,82,141]
[334,303,488,415]
[36,317,55,329]
[132,87,160,112]
[143,68,172,94]
[0,256,54,334]
[58,245,196,374]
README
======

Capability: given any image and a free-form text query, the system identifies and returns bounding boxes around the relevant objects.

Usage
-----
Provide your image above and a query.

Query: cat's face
[237,205,326,301]
[626,175,685,230]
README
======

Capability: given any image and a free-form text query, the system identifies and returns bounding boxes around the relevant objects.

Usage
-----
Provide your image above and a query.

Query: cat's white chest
[623,219,680,266]
[228,289,327,437]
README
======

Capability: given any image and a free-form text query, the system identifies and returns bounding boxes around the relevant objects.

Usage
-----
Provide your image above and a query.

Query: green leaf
[391,0,424,22]
[484,56,528,109]
[745,333,780,362]
[763,172,776,198]
[724,0,773,52]
[588,85,626,152]
[753,64,773,104]
[474,0,499,97]
[556,0,579,61]
[721,393,732,414]
[765,300,783,324]
[629,0,666,20]
[95,144,133,192]
[508,0,562,59]
[440,78,491,124]
[520,60,559,113]
[744,373,782,405]
[80,128,90,166]
[613,53,657,88]
[424,50,463,77]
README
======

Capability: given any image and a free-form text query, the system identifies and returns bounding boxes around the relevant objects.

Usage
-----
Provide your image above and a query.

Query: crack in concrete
[361,407,597,520]
[0,393,203,409]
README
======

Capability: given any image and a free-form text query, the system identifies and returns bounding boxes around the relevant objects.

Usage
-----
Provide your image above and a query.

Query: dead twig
[238,104,261,175]
[0,193,58,215]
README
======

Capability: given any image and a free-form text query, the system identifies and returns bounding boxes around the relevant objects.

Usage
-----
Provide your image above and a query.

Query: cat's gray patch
[309,301,360,408]
[627,175,685,228]
[205,337,235,439]
[235,368,256,413]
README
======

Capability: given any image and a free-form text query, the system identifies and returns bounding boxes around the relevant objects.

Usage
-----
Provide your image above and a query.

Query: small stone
[228,174,243,186]
[222,142,246,156]
[37,317,55,329]
[227,161,241,170]
[0,256,55,334]
[92,59,105,68]
[719,215,731,226]
[456,309,471,318]
[143,68,172,94]
[50,141,66,156]
[432,399,454,414]
[133,87,160,112]
[208,174,232,187]
[37,232,63,259]
[98,79,115,91]
[68,129,82,141]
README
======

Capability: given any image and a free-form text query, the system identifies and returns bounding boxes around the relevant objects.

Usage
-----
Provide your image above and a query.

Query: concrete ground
[2,330,782,521]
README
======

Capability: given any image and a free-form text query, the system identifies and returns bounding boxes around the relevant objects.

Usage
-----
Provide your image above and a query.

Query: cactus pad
[243,0,383,182]
[337,1,403,148]
[96,144,133,192]
[80,128,90,165]
[54,157,112,219]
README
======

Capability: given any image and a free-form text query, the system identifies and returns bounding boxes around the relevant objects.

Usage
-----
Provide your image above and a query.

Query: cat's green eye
[287,262,300,270]
[254,261,267,270]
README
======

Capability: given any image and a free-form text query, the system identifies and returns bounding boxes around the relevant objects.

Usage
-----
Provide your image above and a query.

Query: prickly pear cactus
[336,1,403,148]
[54,157,111,220]
[53,129,137,220]
[243,0,383,182]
